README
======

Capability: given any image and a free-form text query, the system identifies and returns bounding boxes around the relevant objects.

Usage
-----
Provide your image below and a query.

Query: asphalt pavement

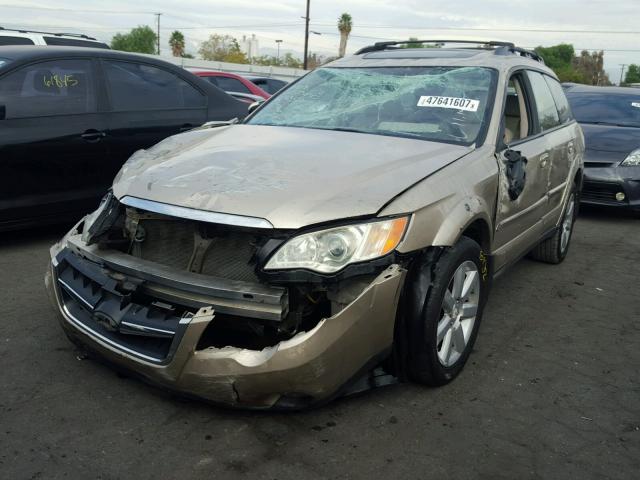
[1,207,638,480]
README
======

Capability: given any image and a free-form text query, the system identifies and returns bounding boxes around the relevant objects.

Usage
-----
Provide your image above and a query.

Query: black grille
[56,250,189,363]
[582,181,627,204]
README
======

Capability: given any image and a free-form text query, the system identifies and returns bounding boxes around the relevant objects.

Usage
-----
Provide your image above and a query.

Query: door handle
[179,124,193,132]
[81,130,106,142]
[539,153,549,168]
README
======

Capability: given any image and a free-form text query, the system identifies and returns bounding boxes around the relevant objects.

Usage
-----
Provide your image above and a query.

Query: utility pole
[276,39,283,62]
[619,64,627,86]
[155,13,162,55]
[302,0,310,69]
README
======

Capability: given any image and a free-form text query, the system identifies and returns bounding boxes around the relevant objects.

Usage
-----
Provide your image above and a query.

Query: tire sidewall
[405,237,489,385]
[557,189,577,260]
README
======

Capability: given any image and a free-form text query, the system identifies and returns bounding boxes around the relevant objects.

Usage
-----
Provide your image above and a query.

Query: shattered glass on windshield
[249,66,496,145]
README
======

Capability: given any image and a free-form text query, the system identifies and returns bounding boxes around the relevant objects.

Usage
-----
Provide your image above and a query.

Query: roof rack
[0,26,97,41]
[355,39,544,64]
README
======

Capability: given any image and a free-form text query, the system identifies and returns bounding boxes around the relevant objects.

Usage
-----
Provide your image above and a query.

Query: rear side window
[103,60,206,111]
[0,36,35,46]
[44,36,110,49]
[214,76,251,94]
[527,71,560,131]
[0,59,96,118]
[544,76,573,124]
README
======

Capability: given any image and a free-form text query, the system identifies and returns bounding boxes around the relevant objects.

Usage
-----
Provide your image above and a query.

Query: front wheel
[530,188,577,264]
[404,237,489,386]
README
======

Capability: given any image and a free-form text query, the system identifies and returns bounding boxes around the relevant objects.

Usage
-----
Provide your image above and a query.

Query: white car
[0,27,109,49]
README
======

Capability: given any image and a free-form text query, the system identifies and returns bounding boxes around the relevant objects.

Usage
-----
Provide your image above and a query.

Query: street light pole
[303,0,310,69]
[620,64,627,86]
[155,13,162,55]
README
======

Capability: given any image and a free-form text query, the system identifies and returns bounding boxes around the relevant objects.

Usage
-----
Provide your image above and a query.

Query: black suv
[0,46,247,230]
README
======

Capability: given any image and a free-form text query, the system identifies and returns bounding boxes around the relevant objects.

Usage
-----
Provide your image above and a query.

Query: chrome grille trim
[120,196,274,229]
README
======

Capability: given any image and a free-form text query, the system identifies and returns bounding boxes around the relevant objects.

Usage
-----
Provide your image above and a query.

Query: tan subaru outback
[46,40,584,409]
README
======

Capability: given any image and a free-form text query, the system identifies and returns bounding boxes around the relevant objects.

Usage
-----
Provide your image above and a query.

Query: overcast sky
[1,0,638,81]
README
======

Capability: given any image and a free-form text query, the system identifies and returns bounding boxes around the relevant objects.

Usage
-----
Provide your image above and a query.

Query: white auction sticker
[631,102,640,108]
[417,96,480,112]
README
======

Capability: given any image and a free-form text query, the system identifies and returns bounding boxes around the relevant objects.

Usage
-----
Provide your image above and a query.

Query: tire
[530,187,577,264]
[404,237,489,386]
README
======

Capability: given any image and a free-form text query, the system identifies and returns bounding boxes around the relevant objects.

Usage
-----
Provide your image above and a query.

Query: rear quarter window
[544,76,573,124]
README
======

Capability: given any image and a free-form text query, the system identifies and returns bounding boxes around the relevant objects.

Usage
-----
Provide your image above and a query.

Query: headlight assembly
[621,149,640,166]
[265,217,409,274]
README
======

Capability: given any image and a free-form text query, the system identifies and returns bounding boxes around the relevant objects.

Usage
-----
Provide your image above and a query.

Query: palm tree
[337,13,352,58]
[169,30,186,57]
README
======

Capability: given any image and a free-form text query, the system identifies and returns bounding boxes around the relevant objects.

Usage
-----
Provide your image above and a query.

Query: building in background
[241,34,259,61]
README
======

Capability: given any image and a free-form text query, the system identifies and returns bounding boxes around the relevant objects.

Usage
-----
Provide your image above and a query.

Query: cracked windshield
[249,66,496,145]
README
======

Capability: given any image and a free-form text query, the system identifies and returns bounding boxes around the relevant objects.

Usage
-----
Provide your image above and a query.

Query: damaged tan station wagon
[46,40,584,409]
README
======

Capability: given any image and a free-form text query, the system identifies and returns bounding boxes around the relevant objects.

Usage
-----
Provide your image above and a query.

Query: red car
[190,70,271,99]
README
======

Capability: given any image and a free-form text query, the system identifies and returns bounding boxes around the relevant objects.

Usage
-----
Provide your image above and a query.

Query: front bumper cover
[582,164,640,211]
[45,234,406,409]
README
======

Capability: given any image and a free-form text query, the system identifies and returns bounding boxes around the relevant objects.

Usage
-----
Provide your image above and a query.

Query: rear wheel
[404,237,489,386]
[530,188,577,264]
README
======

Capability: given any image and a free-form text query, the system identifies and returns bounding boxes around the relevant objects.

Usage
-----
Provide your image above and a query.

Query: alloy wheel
[436,260,480,367]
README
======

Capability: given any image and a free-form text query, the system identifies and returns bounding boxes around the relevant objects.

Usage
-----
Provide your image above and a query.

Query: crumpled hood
[112,125,472,229]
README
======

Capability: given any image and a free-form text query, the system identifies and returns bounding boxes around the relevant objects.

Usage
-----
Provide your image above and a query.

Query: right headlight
[264,216,409,274]
[621,148,640,166]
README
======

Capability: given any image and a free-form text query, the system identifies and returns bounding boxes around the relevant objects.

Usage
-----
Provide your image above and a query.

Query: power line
[0,4,155,14]
[310,23,640,35]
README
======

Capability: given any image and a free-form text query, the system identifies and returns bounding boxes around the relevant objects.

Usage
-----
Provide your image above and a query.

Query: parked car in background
[191,70,271,99]
[46,40,583,409]
[0,27,109,48]
[244,75,288,95]
[0,46,247,231]
[565,84,640,213]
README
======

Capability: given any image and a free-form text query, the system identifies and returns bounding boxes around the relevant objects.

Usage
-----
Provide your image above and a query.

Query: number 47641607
[417,96,480,112]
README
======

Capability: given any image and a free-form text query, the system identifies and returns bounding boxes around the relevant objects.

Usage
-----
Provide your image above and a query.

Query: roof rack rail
[0,26,97,41]
[494,45,544,63]
[355,39,514,55]
[354,39,544,64]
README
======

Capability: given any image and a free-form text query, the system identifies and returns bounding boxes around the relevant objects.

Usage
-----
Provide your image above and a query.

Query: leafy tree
[198,34,248,63]
[169,30,186,57]
[400,37,440,49]
[402,37,424,48]
[337,13,352,57]
[534,43,611,85]
[111,26,157,54]
[624,64,640,84]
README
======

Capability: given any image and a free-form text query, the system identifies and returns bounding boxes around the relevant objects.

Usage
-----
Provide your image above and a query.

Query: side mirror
[248,101,263,114]
[0,105,6,120]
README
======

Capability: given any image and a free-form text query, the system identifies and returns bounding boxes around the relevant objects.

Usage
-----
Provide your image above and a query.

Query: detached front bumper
[582,165,640,211]
[45,233,406,409]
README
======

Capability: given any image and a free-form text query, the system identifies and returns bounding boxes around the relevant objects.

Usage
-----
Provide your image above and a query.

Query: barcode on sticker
[632,102,640,108]
[417,96,480,112]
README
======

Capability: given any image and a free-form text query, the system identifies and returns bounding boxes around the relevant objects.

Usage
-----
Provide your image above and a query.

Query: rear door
[527,71,575,222]
[101,59,208,166]
[0,57,108,226]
